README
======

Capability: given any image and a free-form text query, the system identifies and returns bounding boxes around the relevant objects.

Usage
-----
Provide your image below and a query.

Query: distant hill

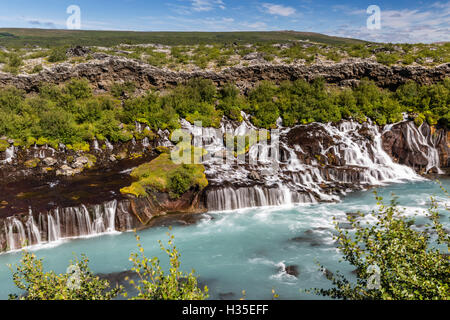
[0,28,366,48]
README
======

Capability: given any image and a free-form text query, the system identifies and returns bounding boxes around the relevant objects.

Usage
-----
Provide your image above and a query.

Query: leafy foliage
[310,191,450,300]
[0,78,448,150]
[9,253,121,300]
[126,231,209,300]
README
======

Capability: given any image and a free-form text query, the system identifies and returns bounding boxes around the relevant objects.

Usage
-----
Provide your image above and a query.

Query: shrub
[48,47,67,63]
[126,231,209,300]
[310,192,450,300]
[9,252,121,300]
[30,64,43,74]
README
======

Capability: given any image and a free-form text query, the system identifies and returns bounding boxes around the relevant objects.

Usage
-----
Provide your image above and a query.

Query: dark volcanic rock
[284,265,300,278]
[290,229,326,247]
[66,46,92,57]
[0,54,448,93]
[382,121,449,173]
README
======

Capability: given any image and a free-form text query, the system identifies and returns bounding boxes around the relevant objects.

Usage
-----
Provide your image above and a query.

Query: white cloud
[262,3,296,17]
[242,21,268,30]
[191,0,226,12]
[330,2,450,43]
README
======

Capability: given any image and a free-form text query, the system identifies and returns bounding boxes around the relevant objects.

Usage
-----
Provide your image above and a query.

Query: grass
[0,29,366,48]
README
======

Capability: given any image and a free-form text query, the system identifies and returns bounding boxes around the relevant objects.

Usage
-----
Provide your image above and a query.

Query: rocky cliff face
[0,119,448,253]
[0,53,448,92]
[382,122,449,174]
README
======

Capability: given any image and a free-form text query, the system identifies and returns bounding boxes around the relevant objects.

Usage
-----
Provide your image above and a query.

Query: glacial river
[0,178,448,300]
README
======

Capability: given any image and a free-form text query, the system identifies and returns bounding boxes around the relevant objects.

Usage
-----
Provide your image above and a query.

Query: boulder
[43,157,57,166]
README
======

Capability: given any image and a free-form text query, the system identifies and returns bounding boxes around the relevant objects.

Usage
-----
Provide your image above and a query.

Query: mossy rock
[24,158,41,168]
[0,140,9,152]
[120,152,208,198]
[156,146,171,154]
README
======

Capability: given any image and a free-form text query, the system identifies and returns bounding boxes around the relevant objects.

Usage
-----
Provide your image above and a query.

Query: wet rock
[322,268,334,279]
[72,156,89,168]
[43,157,57,166]
[290,230,325,247]
[56,165,82,176]
[382,121,449,172]
[284,265,299,278]
[248,171,261,181]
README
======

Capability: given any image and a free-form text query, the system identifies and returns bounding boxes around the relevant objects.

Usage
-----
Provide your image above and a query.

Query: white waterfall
[1,146,15,164]
[5,217,26,251]
[403,122,443,173]
[181,118,427,212]
[1,200,120,253]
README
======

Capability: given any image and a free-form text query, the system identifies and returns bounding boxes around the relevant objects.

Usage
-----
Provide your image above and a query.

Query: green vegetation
[120,153,208,198]
[0,77,448,151]
[1,30,448,74]
[9,253,121,300]
[0,139,9,152]
[9,232,207,300]
[126,231,209,300]
[0,29,364,48]
[310,190,449,300]
[47,47,68,63]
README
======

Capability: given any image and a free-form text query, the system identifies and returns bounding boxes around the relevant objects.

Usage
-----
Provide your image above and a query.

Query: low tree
[125,230,209,300]
[310,190,450,300]
[9,253,122,300]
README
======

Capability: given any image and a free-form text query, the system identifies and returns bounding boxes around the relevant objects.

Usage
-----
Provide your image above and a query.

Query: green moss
[67,142,90,153]
[36,137,49,146]
[120,153,208,198]
[24,158,40,168]
[156,146,171,154]
[85,154,97,168]
[0,140,9,152]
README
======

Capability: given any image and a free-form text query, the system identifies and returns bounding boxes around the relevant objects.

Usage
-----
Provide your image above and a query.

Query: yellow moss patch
[24,158,41,168]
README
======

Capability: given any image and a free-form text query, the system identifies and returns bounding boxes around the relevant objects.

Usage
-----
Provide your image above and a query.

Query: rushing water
[0,178,448,300]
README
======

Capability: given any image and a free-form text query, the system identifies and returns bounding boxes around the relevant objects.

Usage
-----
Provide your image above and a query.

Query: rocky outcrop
[0,54,448,92]
[0,137,157,184]
[128,190,207,225]
[382,122,449,174]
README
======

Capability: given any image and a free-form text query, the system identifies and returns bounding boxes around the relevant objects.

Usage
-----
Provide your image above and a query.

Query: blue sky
[0,0,449,43]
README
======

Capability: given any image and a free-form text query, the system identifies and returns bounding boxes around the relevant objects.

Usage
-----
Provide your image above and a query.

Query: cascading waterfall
[1,200,121,252]
[403,122,443,173]
[1,146,15,164]
[182,117,429,211]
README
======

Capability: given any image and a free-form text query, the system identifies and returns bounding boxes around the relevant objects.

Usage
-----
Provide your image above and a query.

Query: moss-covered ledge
[120,150,208,199]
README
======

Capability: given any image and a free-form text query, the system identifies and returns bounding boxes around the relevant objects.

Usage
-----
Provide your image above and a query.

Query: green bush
[9,252,121,300]
[48,47,67,63]
[127,231,209,300]
[310,192,450,300]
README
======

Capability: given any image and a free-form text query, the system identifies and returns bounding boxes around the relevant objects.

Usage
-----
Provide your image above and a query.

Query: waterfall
[206,186,314,211]
[1,146,15,164]
[5,217,26,251]
[93,139,101,152]
[404,122,443,173]
[181,118,426,212]
[1,200,122,253]
[105,139,114,151]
